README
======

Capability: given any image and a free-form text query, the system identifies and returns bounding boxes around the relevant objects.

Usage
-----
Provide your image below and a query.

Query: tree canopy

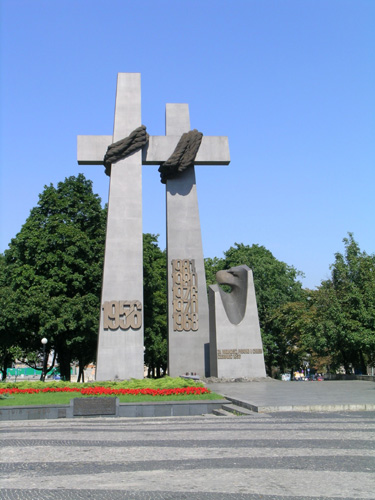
[266,234,375,376]
[1,174,170,381]
[310,234,375,373]
[0,254,23,380]
[3,174,107,380]
[143,233,167,377]
[1,171,373,381]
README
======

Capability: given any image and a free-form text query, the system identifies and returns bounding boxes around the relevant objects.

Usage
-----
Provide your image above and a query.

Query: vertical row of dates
[171,259,199,331]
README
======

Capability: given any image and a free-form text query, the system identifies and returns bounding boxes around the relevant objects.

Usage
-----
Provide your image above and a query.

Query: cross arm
[77,135,112,165]
[143,136,230,165]
[77,134,230,166]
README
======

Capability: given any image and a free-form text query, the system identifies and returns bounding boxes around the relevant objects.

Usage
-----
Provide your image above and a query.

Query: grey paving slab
[0,492,370,500]
[207,380,375,411]
[1,412,374,499]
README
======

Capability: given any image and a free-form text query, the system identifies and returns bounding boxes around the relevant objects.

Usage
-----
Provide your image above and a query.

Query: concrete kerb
[0,399,229,421]
[224,395,375,413]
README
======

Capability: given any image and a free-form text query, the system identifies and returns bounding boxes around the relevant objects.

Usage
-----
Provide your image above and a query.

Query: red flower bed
[0,386,210,397]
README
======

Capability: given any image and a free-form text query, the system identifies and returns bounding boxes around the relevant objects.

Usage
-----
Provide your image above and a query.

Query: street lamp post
[41,338,48,382]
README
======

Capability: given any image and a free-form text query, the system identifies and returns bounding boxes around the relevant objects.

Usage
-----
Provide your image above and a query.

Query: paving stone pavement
[1,410,374,499]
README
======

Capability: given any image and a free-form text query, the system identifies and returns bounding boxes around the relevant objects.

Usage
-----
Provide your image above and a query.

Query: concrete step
[212,408,236,417]
[221,403,256,416]
[225,397,258,412]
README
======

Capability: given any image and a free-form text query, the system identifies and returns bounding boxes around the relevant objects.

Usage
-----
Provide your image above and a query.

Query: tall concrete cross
[78,73,144,380]
[78,73,230,380]
[160,104,230,377]
[145,104,230,377]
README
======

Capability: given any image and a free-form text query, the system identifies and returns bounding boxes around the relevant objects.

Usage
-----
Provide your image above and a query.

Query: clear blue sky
[1,0,374,289]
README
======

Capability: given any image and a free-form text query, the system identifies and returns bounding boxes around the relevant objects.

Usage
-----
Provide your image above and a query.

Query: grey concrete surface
[206,379,375,412]
[1,410,374,499]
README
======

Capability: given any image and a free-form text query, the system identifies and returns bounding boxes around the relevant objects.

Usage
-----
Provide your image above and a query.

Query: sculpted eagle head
[216,266,248,291]
[214,265,250,325]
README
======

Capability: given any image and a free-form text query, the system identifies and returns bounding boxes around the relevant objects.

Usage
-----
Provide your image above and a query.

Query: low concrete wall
[0,404,72,421]
[0,399,228,421]
[117,400,227,418]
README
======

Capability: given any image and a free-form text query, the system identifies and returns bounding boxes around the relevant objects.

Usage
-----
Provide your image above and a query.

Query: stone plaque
[72,397,117,416]
[217,348,263,359]
[102,300,142,330]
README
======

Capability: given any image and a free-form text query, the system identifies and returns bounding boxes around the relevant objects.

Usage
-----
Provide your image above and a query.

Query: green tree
[312,234,375,374]
[205,243,304,375]
[270,291,321,375]
[143,234,167,377]
[4,174,106,381]
[204,256,225,289]
[0,254,23,381]
[271,234,375,376]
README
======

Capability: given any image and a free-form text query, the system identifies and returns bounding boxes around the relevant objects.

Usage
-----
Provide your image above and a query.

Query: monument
[78,73,230,380]
[209,265,267,378]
